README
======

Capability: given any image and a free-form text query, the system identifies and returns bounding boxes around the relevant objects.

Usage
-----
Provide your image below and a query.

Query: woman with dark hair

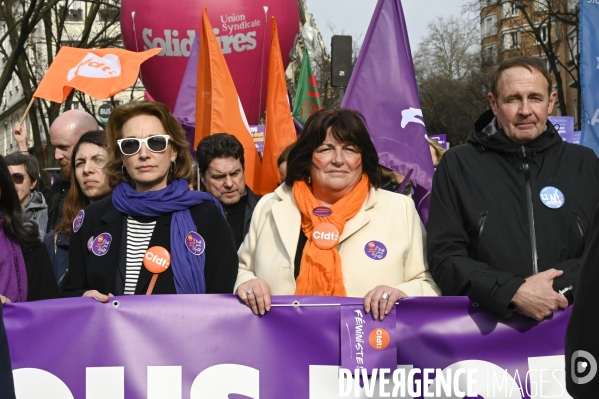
[0,155,58,304]
[4,153,47,238]
[44,130,112,290]
[63,101,238,300]
[235,108,439,317]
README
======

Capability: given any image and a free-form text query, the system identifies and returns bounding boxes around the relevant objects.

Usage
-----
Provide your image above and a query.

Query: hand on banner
[0,295,11,305]
[511,269,568,321]
[364,285,407,321]
[83,290,114,303]
[13,122,28,153]
[236,279,271,316]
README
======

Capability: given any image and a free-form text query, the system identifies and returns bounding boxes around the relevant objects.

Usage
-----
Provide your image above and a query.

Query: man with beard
[15,110,99,232]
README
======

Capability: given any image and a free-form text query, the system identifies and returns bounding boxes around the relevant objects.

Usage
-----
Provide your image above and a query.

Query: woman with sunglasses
[4,153,48,239]
[62,101,238,300]
[44,131,112,291]
[0,155,58,304]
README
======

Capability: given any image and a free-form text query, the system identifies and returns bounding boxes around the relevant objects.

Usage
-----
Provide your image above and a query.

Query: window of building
[502,31,519,50]
[502,1,519,18]
[483,44,498,64]
[536,25,548,44]
[481,14,497,38]
[536,0,549,11]
[568,33,579,67]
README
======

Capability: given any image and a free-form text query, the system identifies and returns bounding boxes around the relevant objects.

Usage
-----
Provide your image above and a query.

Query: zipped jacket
[427,110,599,317]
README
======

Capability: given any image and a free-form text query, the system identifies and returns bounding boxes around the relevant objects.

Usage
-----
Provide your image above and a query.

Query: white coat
[235,184,440,298]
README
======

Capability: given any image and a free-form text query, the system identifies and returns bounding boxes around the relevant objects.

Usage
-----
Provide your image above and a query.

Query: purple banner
[250,124,265,153]
[4,296,571,398]
[549,116,575,143]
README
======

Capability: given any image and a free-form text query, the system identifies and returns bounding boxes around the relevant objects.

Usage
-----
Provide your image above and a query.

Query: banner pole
[19,97,35,125]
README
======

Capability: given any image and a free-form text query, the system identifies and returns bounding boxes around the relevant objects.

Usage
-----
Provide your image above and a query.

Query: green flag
[293,49,323,123]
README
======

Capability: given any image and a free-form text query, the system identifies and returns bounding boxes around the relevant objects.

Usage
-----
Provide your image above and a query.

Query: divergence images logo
[368,328,390,350]
[67,53,122,82]
[571,350,597,385]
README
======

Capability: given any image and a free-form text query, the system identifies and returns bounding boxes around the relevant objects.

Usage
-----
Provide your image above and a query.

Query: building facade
[480,0,580,128]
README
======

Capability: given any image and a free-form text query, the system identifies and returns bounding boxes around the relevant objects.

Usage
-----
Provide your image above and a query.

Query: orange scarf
[292,174,370,296]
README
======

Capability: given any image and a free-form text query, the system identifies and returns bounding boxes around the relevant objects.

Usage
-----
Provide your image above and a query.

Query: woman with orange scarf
[235,109,440,318]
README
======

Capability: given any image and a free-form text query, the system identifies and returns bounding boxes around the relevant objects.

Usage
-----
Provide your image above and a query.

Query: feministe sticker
[540,186,565,209]
[185,231,205,256]
[340,304,397,375]
[91,233,112,256]
[73,210,85,233]
[364,241,387,260]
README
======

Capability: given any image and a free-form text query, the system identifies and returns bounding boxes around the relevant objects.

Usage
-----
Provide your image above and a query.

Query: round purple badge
[312,206,332,217]
[185,231,206,256]
[91,233,112,257]
[87,236,94,252]
[364,241,387,260]
[73,210,85,233]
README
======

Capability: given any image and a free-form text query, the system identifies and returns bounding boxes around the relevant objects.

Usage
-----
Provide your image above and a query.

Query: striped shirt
[124,216,157,295]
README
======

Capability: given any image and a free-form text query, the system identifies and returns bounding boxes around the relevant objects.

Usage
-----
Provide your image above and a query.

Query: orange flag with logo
[259,17,297,195]
[195,7,261,190]
[33,47,160,103]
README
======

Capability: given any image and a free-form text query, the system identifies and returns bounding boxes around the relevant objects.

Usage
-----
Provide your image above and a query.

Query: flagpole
[257,6,269,123]
[19,98,35,125]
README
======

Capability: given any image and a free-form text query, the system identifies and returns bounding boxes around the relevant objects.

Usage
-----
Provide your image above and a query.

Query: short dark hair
[490,56,552,98]
[284,108,380,188]
[4,152,40,183]
[196,133,245,174]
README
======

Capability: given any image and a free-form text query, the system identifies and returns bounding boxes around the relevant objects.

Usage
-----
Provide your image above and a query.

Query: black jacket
[566,201,599,397]
[22,242,60,301]
[62,196,238,297]
[46,176,70,233]
[428,110,599,317]
[244,187,260,237]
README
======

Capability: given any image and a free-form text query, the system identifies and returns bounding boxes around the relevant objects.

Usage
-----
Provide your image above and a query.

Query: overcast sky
[307,0,473,54]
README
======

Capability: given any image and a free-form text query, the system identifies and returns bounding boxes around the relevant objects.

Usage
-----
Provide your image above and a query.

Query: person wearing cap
[234,108,440,317]
[62,101,238,300]
[427,56,599,320]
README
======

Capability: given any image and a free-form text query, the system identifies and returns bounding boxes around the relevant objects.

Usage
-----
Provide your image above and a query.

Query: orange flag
[33,47,160,103]
[195,8,261,190]
[259,17,297,195]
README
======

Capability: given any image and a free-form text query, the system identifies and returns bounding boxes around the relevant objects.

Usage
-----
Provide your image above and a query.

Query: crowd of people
[0,56,597,396]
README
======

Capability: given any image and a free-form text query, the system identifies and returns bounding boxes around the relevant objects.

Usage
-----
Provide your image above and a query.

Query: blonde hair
[104,101,194,188]
[427,138,446,163]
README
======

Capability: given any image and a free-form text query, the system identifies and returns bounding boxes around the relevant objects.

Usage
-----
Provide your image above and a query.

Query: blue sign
[540,186,565,209]
[580,0,599,155]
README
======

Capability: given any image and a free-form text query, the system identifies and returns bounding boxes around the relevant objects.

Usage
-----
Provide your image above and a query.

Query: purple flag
[341,0,434,225]
[173,33,200,153]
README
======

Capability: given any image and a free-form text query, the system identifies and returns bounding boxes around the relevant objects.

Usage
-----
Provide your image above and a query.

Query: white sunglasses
[117,135,171,156]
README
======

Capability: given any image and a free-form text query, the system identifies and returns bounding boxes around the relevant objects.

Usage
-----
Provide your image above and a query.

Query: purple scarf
[0,216,28,302]
[112,179,223,294]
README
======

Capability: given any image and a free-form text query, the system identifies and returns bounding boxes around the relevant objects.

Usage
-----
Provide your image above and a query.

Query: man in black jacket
[196,133,261,249]
[428,56,599,320]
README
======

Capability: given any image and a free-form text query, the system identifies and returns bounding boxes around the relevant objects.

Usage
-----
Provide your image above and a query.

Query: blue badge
[364,241,387,260]
[92,233,112,256]
[540,186,565,209]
